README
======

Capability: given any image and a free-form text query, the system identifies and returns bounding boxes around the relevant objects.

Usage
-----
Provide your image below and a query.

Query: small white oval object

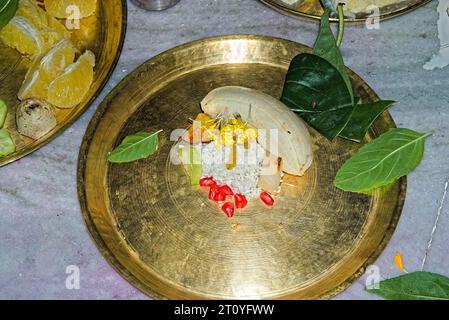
[201,86,313,176]
[16,98,57,140]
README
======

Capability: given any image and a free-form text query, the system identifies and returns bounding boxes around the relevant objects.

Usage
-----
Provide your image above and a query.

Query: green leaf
[281,53,355,139]
[313,8,353,102]
[366,272,449,300]
[0,99,7,128]
[108,131,161,163]
[179,145,202,186]
[339,100,395,142]
[0,128,15,157]
[0,0,19,31]
[334,128,431,193]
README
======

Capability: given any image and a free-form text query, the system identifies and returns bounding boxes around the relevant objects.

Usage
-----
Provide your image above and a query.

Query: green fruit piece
[0,129,15,157]
[0,100,7,128]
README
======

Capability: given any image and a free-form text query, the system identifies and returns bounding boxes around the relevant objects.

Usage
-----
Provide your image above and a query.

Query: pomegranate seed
[222,202,235,218]
[234,193,248,209]
[208,184,218,200]
[260,192,275,206]
[213,189,226,202]
[219,185,234,196]
[199,176,215,187]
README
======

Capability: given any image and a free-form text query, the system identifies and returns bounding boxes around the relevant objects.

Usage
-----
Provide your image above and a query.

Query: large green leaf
[108,131,161,163]
[281,53,355,139]
[0,99,7,128]
[0,128,15,157]
[334,128,430,193]
[366,272,449,300]
[313,8,353,102]
[340,100,395,142]
[0,0,18,31]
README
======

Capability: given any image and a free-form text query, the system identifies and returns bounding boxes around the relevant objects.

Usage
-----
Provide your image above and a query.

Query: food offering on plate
[0,0,97,157]
[174,86,314,218]
[106,5,429,223]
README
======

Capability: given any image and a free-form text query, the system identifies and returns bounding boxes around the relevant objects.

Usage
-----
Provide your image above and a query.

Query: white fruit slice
[201,86,313,176]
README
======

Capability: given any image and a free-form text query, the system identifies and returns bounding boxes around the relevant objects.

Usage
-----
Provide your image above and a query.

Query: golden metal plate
[78,35,406,299]
[260,0,431,22]
[0,0,127,167]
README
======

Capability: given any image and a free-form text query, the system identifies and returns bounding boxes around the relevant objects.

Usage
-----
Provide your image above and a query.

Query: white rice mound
[200,141,265,199]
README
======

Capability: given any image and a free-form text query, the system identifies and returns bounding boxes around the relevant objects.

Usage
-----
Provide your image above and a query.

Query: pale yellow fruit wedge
[0,16,43,56]
[18,60,48,100]
[45,14,71,39]
[40,38,78,81]
[18,39,78,100]
[47,50,95,108]
[16,0,71,53]
[44,0,97,19]
[16,0,48,30]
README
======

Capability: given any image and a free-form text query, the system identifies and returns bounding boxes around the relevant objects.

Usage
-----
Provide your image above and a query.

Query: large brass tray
[78,35,406,299]
[260,0,431,22]
[0,0,127,167]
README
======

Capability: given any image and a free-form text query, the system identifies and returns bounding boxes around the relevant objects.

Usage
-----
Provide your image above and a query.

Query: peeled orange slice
[44,0,97,19]
[16,0,71,53]
[18,39,78,100]
[40,38,78,81]
[18,60,48,100]
[0,16,43,56]
[16,0,48,30]
[47,50,95,108]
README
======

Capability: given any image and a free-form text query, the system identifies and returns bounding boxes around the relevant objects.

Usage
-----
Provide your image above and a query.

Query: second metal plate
[78,35,406,299]
[260,0,431,22]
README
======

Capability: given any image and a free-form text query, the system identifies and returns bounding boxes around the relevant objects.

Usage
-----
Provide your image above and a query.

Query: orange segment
[18,60,48,100]
[18,39,78,100]
[40,38,78,81]
[16,0,48,29]
[47,50,95,108]
[44,0,97,19]
[15,0,71,54]
[0,16,43,56]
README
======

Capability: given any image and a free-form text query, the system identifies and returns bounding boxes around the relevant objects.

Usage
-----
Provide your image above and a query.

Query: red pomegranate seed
[219,185,234,196]
[260,192,275,206]
[208,184,218,200]
[222,202,235,218]
[234,193,248,209]
[199,176,216,187]
[213,189,226,202]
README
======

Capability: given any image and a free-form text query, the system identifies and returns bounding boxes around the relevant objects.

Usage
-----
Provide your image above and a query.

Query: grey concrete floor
[0,0,448,299]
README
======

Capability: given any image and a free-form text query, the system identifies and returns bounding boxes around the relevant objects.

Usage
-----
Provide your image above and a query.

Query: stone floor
[0,0,448,299]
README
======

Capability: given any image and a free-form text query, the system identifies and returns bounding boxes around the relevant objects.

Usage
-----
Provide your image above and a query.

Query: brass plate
[78,35,406,299]
[260,0,431,22]
[0,0,127,167]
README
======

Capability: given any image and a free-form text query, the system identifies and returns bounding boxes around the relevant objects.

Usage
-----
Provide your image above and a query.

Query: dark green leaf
[108,131,161,163]
[313,8,353,101]
[0,0,18,31]
[281,53,355,139]
[366,272,449,300]
[339,100,395,142]
[334,128,430,193]
[0,128,15,157]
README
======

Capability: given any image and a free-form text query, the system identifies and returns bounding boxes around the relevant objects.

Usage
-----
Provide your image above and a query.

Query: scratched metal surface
[0,0,447,299]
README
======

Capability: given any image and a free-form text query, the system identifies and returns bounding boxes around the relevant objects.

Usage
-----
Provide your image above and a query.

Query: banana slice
[201,86,313,176]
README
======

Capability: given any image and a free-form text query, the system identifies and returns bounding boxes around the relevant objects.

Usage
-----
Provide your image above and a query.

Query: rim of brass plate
[0,0,128,167]
[259,0,432,23]
[77,35,407,300]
